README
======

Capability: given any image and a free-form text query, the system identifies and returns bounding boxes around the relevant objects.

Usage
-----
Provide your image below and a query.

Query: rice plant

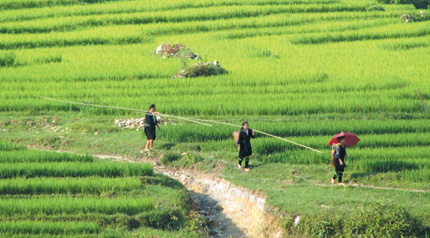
[0,196,155,216]
[0,220,100,235]
[0,162,153,178]
[0,177,141,195]
[0,150,94,163]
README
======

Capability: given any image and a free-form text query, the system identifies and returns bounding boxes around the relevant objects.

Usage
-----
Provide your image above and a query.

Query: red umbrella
[328,132,360,147]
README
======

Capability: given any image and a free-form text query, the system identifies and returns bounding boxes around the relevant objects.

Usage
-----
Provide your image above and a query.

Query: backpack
[331,143,340,167]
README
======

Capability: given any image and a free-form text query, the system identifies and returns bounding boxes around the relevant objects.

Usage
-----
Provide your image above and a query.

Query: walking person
[144,104,159,151]
[237,121,255,171]
[331,136,347,185]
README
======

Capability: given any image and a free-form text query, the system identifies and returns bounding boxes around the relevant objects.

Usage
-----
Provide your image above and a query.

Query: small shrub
[138,209,184,230]
[344,203,424,237]
[290,203,424,237]
[183,211,208,236]
[296,214,340,238]
[172,61,227,78]
[279,216,295,234]
[401,13,413,23]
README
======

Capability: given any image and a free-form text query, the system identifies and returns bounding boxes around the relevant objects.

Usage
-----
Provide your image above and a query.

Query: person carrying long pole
[237,121,255,172]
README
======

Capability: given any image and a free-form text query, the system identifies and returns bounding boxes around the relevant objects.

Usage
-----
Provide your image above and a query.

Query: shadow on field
[142,174,185,189]
[160,143,176,150]
[368,160,419,173]
[248,163,265,169]
[350,160,419,179]
[350,172,378,179]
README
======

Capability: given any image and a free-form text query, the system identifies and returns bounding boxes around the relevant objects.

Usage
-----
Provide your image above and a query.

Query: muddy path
[96,154,282,238]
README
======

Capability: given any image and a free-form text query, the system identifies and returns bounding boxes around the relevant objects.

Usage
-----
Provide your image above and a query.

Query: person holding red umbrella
[329,132,360,185]
[331,136,347,185]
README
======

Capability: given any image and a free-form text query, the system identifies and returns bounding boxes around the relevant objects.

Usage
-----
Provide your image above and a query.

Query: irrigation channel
[96,154,283,238]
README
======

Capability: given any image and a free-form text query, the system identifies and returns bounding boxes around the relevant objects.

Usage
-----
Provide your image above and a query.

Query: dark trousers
[333,160,345,183]
[333,171,343,182]
[238,157,249,168]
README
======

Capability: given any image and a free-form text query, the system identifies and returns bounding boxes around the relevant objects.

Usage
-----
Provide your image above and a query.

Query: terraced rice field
[1,0,430,236]
[0,142,201,237]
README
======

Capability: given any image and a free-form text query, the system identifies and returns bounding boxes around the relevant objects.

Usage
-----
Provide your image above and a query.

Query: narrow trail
[96,154,283,238]
[315,182,429,193]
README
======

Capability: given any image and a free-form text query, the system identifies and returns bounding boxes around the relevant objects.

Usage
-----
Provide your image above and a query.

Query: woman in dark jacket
[331,136,347,185]
[144,104,159,151]
[237,121,255,171]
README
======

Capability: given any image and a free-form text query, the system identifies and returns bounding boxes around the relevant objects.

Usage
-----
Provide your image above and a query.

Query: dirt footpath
[97,154,283,238]
[159,167,282,238]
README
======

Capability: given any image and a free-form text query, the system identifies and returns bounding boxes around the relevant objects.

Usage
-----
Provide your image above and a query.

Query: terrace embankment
[98,154,283,238]
[159,167,283,238]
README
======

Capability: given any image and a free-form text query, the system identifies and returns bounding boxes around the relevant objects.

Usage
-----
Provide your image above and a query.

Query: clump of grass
[255,49,280,58]
[138,209,185,230]
[172,61,227,78]
[0,141,26,151]
[0,51,16,67]
[172,153,204,169]
[284,203,425,237]
[160,152,181,165]
[182,211,209,236]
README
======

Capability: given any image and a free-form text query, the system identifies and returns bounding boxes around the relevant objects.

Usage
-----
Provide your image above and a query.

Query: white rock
[294,216,300,226]
[156,45,163,54]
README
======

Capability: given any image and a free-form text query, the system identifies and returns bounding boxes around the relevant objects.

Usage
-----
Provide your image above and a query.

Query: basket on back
[233,131,239,144]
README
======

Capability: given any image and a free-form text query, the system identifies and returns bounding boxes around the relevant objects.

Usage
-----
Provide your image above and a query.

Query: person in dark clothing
[144,104,159,151]
[331,136,347,185]
[237,121,255,171]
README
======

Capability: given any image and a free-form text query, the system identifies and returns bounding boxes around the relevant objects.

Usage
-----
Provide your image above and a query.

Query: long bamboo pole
[36,96,213,127]
[190,118,322,154]
[37,96,322,153]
